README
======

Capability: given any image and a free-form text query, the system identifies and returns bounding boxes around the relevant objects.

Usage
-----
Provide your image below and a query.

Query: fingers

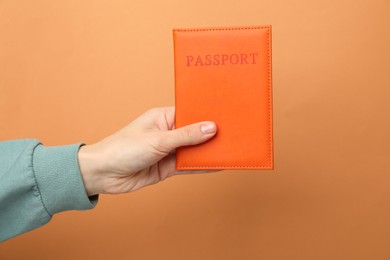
[161,121,217,150]
[128,107,176,130]
[157,154,222,182]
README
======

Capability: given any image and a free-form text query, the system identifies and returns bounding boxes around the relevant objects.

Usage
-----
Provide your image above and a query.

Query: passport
[173,25,273,170]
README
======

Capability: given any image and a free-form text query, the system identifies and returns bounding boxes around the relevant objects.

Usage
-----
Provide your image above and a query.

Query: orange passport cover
[173,25,273,170]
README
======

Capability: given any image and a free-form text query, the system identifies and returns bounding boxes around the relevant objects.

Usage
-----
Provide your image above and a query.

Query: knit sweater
[0,139,98,242]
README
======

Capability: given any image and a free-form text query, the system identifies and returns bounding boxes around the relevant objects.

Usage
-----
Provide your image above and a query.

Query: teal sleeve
[0,139,98,242]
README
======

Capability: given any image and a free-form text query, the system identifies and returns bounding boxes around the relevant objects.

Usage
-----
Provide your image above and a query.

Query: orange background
[0,0,389,259]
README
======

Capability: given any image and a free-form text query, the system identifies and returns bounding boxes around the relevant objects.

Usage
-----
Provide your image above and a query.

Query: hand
[77,107,218,196]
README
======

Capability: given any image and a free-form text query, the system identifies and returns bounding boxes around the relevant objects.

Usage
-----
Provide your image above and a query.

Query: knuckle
[181,127,198,141]
[151,136,171,154]
[146,107,160,115]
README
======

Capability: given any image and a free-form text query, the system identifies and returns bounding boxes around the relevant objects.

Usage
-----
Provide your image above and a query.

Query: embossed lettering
[249,52,258,64]
[205,54,212,66]
[213,54,220,65]
[186,56,194,66]
[230,54,239,65]
[240,53,248,64]
[195,55,203,66]
[186,52,259,66]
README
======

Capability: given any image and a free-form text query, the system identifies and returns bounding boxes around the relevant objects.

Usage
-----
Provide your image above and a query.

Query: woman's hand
[77,107,217,196]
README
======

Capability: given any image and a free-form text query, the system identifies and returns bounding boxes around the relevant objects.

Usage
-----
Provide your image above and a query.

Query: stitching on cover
[173,26,270,33]
[267,27,272,168]
[178,166,273,169]
[176,26,272,168]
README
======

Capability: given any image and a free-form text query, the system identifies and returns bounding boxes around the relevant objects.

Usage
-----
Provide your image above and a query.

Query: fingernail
[201,123,216,134]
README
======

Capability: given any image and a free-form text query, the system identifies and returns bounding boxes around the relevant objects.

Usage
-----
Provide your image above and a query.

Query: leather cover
[173,25,273,170]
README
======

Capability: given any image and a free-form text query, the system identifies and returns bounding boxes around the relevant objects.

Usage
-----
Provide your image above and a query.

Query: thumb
[162,121,217,150]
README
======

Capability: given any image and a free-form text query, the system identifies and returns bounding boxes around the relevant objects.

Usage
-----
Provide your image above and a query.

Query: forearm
[0,139,98,242]
[78,143,105,196]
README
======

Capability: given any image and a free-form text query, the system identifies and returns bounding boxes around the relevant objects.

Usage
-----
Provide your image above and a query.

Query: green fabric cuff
[32,143,98,215]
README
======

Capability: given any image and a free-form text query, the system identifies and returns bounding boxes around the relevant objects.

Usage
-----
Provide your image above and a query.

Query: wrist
[78,144,104,196]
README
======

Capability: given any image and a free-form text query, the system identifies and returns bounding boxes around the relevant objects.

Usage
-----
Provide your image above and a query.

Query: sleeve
[0,139,98,242]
